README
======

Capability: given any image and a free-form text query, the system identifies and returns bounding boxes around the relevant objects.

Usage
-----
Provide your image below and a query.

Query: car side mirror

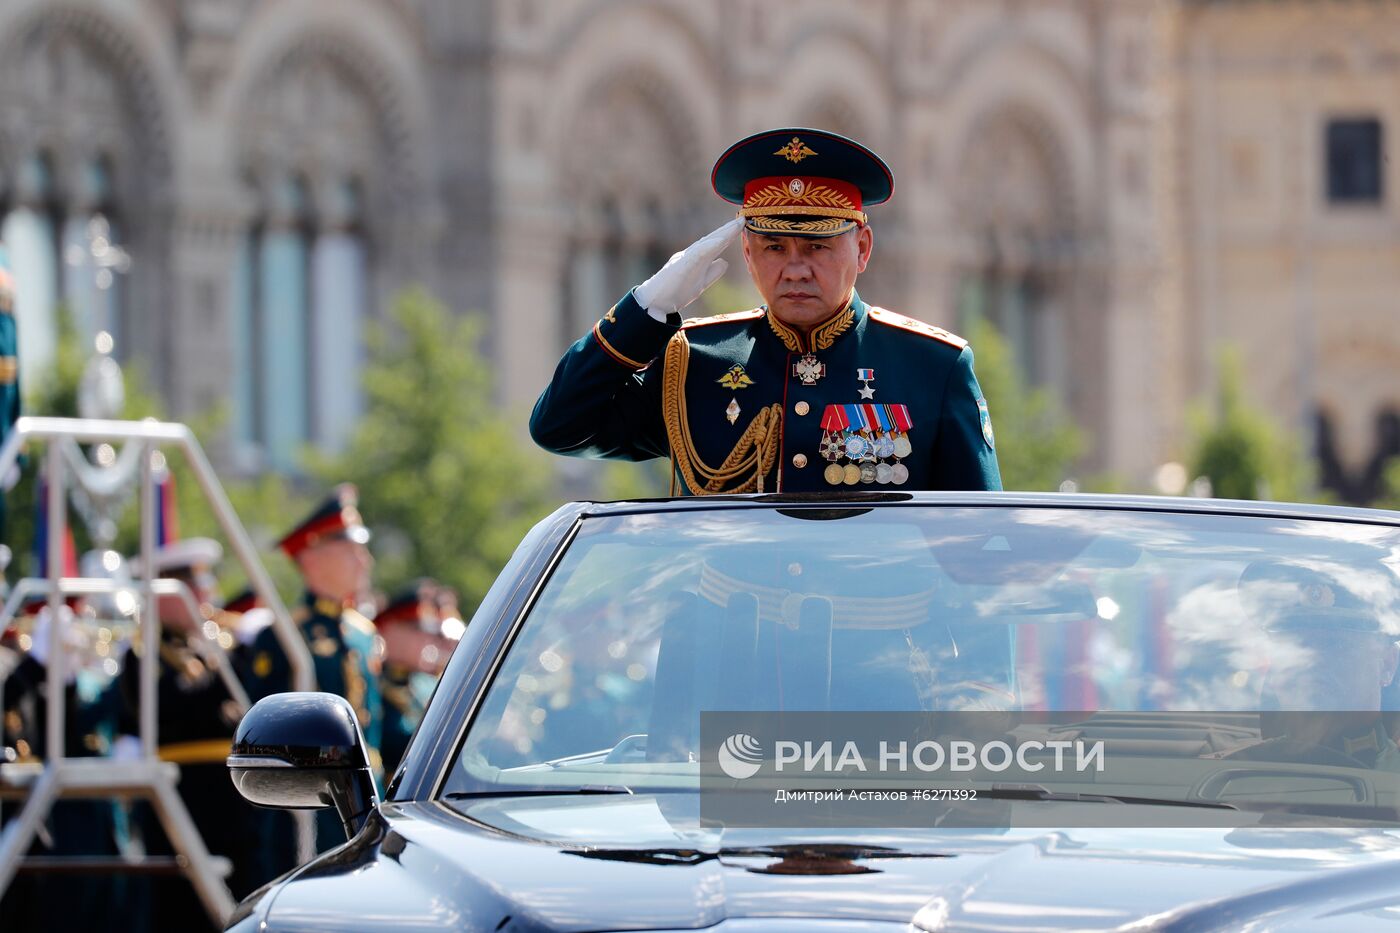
[227,692,378,840]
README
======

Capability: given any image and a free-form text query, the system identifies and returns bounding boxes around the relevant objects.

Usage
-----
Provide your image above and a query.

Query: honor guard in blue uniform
[244,484,382,851]
[532,127,1001,494]
[113,538,266,930]
[0,248,20,537]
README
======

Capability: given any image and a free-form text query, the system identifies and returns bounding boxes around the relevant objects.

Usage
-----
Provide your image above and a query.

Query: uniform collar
[305,591,345,619]
[764,289,863,354]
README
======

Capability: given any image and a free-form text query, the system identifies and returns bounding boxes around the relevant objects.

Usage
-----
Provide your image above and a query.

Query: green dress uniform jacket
[243,593,383,853]
[378,662,427,778]
[0,279,20,535]
[531,289,1001,494]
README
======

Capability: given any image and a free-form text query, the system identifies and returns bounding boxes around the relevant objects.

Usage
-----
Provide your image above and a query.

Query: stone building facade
[0,0,1395,496]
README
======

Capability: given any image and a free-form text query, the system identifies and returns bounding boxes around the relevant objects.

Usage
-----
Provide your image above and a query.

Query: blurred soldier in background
[0,247,20,547]
[0,595,127,932]
[113,538,266,931]
[244,483,382,849]
[375,580,438,777]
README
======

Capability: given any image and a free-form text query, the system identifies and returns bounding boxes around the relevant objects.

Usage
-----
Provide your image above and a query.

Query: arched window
[233,48,387,471]
[559,74,702,346]
[0,16,162,397]
[954,110,1076,397]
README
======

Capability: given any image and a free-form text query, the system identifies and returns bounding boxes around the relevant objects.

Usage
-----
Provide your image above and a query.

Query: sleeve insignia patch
[603,305,617,324]
[978,397,996,450]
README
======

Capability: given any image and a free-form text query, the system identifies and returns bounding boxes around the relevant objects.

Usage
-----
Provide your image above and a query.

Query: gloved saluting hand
[635,217,743,322]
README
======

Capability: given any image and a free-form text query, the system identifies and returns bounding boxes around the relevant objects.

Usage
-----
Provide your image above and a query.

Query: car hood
[243,795,1400,932]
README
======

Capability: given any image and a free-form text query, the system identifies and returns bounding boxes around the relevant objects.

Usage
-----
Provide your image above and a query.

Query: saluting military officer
[243,484,383,850]
[531,127,1001,494]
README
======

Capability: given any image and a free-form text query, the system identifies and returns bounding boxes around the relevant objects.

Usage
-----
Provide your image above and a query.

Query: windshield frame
[424,493,1400,804]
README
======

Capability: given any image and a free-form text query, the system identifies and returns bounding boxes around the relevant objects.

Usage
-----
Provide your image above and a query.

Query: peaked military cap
[1239,560,1396,635]
[130,536,222,578]
[278,483,370,558]
[222,587,258,614]
[712,127,894,238]
[375,577,434,627]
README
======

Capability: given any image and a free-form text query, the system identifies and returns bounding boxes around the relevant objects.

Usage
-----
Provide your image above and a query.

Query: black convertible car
[227,493,1400,931]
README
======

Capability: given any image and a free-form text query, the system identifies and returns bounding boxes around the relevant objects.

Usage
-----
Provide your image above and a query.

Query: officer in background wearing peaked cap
[243,483,383,853]
[531,127,1001,494]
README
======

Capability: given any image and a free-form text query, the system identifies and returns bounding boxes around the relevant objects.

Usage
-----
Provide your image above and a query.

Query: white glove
[635,218,742,321]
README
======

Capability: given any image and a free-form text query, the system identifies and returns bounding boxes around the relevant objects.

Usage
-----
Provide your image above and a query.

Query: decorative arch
[770,30,895,153]
[540,3,723,190]
[0,0,181,392]
[946,90,1086,400]
[218,0,434,210]
[556,65,707,343]
[0,0,179,192]
[218,3,435,469]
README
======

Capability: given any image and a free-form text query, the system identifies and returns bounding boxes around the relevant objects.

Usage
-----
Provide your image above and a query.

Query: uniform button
[794,401,810,416]
[792,453,808,468]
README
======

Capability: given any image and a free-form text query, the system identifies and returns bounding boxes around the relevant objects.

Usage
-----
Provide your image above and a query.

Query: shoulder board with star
[868,307,967,349]
[342,608,377,638]
[681,308,765,329]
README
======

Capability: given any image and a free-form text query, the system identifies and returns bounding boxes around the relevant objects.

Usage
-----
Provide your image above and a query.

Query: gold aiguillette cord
[663,331,781,495]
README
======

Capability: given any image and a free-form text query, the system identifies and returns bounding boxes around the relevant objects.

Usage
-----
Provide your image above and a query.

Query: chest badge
[716,365,754,390]
[793,353,826,386]
[857,367,875,399]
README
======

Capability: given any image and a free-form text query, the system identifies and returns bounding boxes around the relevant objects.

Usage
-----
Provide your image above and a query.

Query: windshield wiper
[444,784,634,800]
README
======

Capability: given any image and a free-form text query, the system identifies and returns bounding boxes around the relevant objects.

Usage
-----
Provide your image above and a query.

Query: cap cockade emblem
[775,137,817,164]
[788,178,806,196]
[716,364,755,391]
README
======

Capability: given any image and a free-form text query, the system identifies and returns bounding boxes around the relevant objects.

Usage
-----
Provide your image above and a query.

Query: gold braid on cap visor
[739,181,867,235]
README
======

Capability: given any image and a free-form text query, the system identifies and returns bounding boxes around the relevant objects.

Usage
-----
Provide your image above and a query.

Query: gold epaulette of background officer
[868,307,967,349]
[342,607,376,638]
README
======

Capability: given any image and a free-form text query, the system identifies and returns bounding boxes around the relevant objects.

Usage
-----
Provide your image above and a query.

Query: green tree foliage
[965,319,1083,491]
[309,289,556,609]
[1187,349,1314,502]
[1372,459,1400,512]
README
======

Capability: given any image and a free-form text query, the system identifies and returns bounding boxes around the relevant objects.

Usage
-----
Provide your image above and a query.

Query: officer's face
[742,225,874,330]
[1264,627,1400,710]
[298,539,374,603]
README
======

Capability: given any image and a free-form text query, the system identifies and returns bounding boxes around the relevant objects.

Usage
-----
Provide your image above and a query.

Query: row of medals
[819,429,913,486]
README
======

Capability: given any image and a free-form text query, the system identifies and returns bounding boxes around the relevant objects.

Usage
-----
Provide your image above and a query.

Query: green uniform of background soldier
[0,248,21,536]
[243,484,382,857]
[532,128,1001,494]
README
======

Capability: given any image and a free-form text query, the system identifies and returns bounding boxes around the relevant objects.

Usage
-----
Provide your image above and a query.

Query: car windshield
[446,504,1400,806]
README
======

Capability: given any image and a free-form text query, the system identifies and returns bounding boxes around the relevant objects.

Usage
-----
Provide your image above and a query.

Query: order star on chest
[793,353,826,386]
